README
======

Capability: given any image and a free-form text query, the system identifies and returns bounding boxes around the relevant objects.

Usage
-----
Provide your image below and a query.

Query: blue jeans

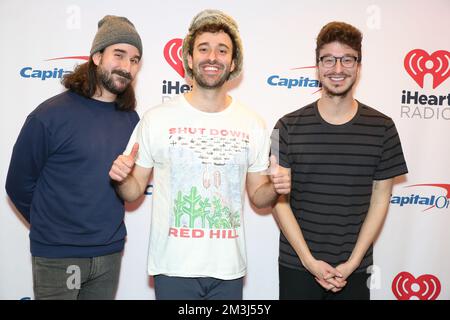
[154,274,244,300]
[32,251,122,300]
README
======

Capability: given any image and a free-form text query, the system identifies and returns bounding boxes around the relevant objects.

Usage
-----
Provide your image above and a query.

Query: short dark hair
[316,21,362,64]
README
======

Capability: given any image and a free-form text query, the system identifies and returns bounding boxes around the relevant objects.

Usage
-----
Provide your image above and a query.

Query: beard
[97,65,133,95]
[192,60,231,89]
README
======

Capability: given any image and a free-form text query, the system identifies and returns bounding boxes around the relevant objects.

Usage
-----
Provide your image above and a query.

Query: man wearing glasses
[271,21,408,299]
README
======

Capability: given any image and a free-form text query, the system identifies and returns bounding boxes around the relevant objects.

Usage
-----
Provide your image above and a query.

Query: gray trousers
[32,251,122,300]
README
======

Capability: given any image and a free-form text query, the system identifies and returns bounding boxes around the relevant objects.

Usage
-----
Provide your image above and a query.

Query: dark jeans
[32,251,122,300]
[279,264,370,300]
[154,274,244,300]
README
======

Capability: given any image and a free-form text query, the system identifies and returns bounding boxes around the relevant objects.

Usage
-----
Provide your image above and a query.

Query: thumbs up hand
[109,143,139,183]
[269,155,291,195]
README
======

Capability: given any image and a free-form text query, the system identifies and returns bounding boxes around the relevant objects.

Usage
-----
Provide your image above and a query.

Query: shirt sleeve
[271,117,290,168]
[373,119,408,180]
[247,121,270,173]
[5,115,50,223]
[124,114,154,169]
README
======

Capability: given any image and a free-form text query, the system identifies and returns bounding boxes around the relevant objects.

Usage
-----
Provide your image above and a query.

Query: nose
[208,50,217,62]
[120,59,131,72]
[334,59,344,73]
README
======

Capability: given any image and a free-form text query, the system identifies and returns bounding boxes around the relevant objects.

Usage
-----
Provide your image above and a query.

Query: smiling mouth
[115,75,129,81]
[328,75,346,81]
[202,65,222,74]
[112,70,132,80]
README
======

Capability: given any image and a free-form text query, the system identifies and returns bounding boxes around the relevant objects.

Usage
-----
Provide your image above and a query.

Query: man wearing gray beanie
[91,15,143,57]
[109,9,291,300]
[6,15,143,299]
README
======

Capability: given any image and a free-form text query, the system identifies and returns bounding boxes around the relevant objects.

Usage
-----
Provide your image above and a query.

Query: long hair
[62,57,136,111]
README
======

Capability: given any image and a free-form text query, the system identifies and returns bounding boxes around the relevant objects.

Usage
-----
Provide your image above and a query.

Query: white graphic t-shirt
[126,95,270,280]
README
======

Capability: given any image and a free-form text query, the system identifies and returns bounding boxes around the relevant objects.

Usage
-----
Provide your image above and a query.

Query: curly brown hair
[61,58,136,111]
[315,21,362,64]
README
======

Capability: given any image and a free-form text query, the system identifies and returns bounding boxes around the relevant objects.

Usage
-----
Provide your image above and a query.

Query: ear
[230,59,235,73]
[92,52,102,66]
[187,54,193,70]
[356,62,362,76]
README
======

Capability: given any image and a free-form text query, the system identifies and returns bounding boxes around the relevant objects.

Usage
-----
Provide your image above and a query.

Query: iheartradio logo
[392,272,441,300]
[164,38,185,78]
[404,49,450,89]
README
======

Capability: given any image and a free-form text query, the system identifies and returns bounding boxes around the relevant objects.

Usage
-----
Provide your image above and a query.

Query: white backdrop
[1,0,449,300]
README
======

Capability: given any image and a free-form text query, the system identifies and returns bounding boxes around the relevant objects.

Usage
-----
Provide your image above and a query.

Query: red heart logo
[164,38,185,78]
[392,272,441,300]
[404,49,450,89]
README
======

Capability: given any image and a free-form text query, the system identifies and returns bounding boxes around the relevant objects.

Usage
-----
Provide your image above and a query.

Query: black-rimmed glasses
[319,55,359,68]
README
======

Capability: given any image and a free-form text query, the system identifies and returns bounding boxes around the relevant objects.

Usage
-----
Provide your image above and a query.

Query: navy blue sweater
[6,91,139,258]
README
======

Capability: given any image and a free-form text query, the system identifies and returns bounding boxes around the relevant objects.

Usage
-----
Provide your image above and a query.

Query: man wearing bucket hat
[6,15,143,299]
[109,9,290,300]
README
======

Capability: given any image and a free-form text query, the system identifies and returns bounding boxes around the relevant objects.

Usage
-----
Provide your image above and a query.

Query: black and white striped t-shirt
[272,100,408,273]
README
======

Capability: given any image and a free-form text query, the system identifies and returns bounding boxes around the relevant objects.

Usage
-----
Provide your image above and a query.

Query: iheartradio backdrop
[1,0,449,300]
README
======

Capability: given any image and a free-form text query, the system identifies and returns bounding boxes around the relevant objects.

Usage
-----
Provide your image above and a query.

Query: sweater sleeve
[5,115,50,223]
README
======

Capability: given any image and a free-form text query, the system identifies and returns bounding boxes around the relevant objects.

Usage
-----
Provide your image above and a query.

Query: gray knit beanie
[182,9,243,80]
[90,15,143,56]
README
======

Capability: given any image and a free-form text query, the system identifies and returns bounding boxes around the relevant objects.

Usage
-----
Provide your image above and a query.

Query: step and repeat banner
[1,0,449,300]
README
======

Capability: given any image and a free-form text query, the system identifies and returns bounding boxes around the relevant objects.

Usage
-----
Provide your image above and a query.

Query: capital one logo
[390,183,450,212]
[409,183,450,211]
[404,49,450,89]
[164,38,185,78]
[20,56,89,81]
[392,272,441,300]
